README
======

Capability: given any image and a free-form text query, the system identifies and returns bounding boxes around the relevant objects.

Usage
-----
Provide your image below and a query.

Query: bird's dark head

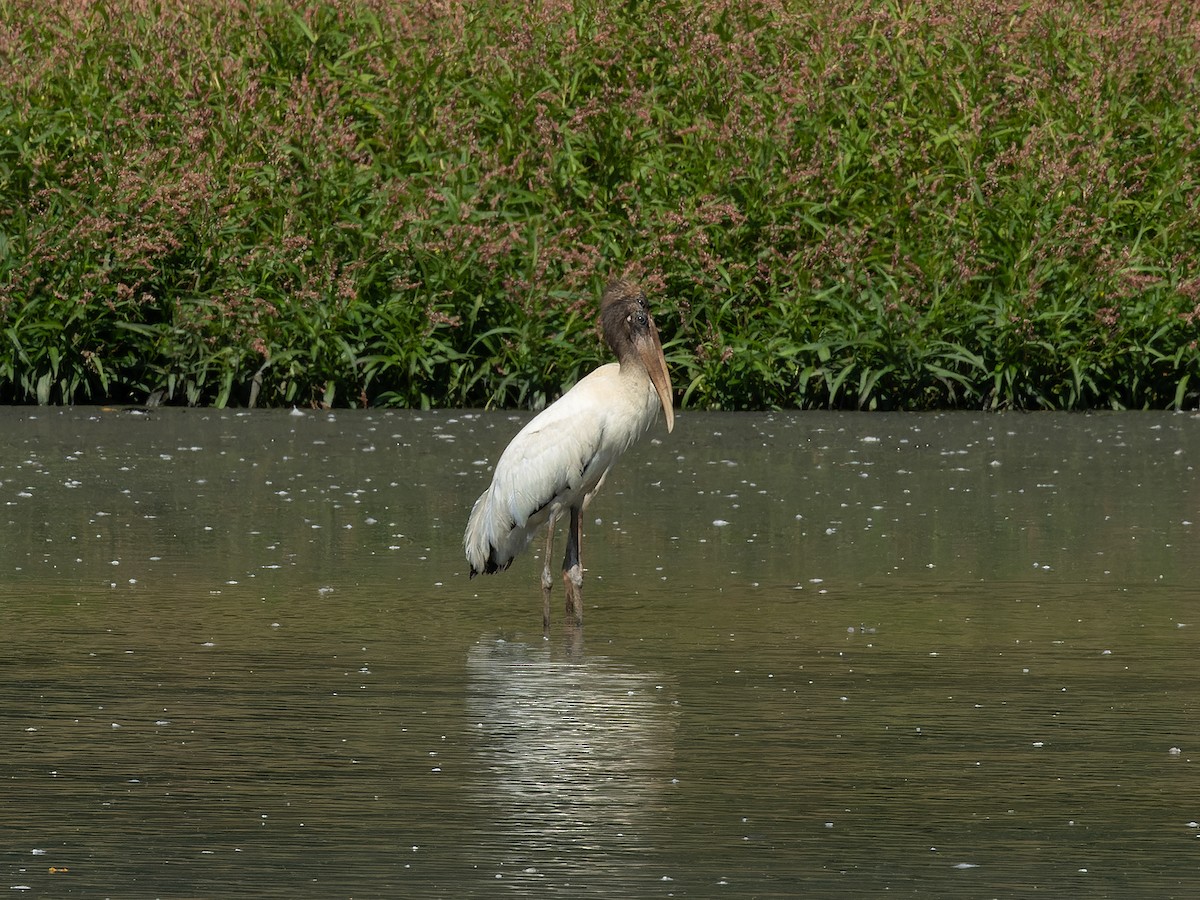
[599,278,675,433]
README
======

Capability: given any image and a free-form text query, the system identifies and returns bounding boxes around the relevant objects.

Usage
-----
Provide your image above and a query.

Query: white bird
[464,278,675,630]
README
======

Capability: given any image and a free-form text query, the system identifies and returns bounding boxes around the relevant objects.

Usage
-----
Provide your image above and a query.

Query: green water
[2,408,1198,896]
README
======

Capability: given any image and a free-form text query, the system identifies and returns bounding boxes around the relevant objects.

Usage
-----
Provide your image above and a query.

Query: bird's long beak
[638,325,675,434]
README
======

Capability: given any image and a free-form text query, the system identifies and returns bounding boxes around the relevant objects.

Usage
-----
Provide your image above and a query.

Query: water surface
[2,408,1198,896]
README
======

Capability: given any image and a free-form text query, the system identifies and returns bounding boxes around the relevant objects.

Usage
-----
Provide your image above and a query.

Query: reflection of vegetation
[2,1,1198,409]
[605,411,1199,600]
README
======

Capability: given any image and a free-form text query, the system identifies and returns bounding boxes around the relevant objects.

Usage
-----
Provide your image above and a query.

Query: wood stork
[464,278,674,630]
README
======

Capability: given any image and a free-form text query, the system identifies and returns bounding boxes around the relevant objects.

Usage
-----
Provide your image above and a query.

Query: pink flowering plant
[1,0,1198,409]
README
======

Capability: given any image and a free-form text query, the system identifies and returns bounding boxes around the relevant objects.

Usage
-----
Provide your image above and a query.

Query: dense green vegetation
[2,0,1198,410]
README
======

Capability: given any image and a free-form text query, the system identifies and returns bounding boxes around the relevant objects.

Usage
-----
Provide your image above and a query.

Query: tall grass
[2,0,1198,409]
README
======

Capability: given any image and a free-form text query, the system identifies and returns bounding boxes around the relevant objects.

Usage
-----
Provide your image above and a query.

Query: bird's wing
[490,398,608,528]
[463,364,620,575]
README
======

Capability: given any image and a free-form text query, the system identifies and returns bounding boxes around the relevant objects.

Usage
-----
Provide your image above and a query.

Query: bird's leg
[562,505,584,627]
[541,512,557,634]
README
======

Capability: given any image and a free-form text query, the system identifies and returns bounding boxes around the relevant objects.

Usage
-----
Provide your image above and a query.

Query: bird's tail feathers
[464,490,531,577]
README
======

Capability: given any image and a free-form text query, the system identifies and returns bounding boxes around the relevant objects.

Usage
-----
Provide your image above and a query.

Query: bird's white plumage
[464,360,665,575]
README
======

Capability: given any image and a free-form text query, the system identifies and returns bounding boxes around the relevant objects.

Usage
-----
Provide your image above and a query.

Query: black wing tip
[468,550,510,577]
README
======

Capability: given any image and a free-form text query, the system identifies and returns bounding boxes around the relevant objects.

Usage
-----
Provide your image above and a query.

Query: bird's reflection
[465,634,678,882]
